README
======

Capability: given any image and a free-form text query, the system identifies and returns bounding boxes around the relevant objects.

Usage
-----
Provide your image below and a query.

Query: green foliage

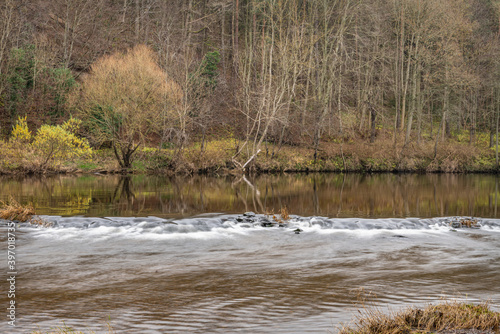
[6,45,35,119]
[3,45,76,125]
[32,117,92,168]
[161,142,175,149]
[200,51,221,89]
[190,51,221,95]
[85,105,122,144]
[455,130,490,147]
[186,51,221,120]
[77,162,99,171]
[45,67,76,116]
[131,160,147,172]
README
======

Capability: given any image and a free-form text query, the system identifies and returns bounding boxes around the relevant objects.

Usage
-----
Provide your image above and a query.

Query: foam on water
[4,214,500,334]
[7,214,499,241]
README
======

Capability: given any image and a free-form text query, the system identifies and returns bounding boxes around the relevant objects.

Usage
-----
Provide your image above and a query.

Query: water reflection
[0,173,498,218]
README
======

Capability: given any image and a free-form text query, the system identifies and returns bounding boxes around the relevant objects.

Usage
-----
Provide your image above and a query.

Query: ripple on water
[3,214,500,333]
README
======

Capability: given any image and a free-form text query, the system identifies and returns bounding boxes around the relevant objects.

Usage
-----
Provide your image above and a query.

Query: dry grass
[1,127,497,175]
[456,218,480,228]
[0,196,35,221]
[280,206,290,220]
[273,206,290,225]
[339,300,500,334]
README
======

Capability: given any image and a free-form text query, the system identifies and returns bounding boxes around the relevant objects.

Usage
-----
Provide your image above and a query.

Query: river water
[1,173,500,333]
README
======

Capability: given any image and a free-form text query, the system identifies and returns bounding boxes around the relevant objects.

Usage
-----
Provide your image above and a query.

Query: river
[1,173,499,333]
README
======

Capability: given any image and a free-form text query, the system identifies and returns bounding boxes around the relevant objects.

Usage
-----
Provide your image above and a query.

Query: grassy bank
[340,300,500,334]
[1,131,499,175]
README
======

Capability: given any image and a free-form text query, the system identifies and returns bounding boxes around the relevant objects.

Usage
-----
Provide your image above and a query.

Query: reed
[0,196,35,222]
[339,300,500,334]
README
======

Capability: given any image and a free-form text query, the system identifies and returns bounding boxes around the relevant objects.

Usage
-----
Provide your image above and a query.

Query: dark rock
[294,228,303,234]
[243,212,256,217]
[163,221,178,225]
[451,222,462,229]
[261,221,275,227]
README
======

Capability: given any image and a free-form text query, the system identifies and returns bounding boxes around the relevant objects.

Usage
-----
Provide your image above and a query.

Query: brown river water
[1,173,500,333]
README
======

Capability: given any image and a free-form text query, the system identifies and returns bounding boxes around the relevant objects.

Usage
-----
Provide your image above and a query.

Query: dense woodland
[0,0,499,172]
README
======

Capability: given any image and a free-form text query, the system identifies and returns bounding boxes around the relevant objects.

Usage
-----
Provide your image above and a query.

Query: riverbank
[1,133,499,175]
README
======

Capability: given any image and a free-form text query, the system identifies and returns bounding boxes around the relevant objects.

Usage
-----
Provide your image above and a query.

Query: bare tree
[77,45,182,169]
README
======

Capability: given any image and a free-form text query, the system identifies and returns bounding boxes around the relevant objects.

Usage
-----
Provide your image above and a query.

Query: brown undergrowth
[339,299,500,334]
[0,196,35,221]
[1,130,498,175]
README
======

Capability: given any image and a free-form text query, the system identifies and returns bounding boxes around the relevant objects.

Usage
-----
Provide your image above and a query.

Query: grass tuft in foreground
[339,300,500,334]
[0,196,35,221]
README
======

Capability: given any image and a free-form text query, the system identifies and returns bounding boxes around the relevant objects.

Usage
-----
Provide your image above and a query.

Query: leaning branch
[242,149,261,170]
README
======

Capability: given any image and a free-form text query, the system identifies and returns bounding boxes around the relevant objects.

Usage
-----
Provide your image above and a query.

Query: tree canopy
[76,45,181,169]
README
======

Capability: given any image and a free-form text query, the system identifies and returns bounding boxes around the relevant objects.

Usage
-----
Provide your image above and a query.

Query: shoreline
[1,159,498,177]
[2,137,500,177]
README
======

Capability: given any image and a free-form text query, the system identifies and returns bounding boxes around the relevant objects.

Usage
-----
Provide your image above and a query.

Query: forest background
[0,0,499,174]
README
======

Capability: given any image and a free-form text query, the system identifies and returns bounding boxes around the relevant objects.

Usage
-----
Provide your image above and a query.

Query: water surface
[1,173,499,218]
[1,173,499,333]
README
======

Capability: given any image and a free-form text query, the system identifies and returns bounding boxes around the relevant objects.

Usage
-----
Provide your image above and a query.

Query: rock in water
[259,218,274,227]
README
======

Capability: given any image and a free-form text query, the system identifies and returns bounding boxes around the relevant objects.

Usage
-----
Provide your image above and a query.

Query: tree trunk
[405,57,419,145]
[496,89,499,168]
[435,64,450,158]
[370,103,377,143]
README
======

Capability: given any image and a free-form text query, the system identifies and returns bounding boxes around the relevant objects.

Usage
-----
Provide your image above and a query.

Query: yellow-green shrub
[10,116,31,143]
[32,117,92,168]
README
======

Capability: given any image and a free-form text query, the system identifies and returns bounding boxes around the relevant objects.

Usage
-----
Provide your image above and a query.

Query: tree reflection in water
[0,173,498,218]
